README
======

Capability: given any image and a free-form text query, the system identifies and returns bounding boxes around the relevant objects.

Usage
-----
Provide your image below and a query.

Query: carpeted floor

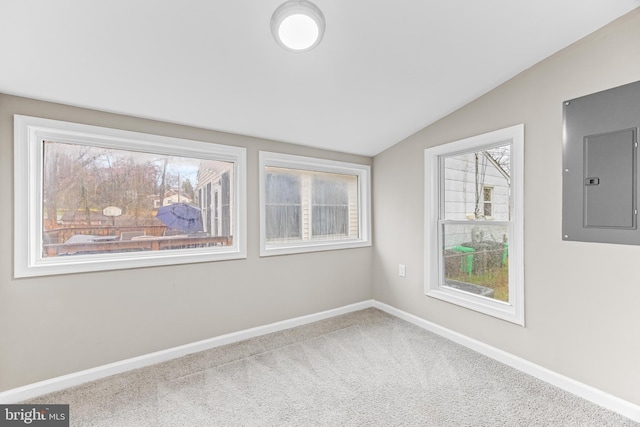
[27,308,638,426]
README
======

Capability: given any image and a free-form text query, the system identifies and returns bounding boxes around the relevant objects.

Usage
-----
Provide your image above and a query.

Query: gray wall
[373,9,640,405]
[0,94,372,391]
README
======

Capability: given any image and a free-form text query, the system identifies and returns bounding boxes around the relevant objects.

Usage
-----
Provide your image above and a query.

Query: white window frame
[424,124,524,325]
[14,115,247,277]
[259,151,371,256]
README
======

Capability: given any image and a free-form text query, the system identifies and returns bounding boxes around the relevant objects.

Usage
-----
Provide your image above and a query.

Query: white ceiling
[1,1,638,156]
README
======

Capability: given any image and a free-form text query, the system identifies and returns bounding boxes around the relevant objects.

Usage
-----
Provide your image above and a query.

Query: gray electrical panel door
[563,80,640,245]
[583,129,636,229]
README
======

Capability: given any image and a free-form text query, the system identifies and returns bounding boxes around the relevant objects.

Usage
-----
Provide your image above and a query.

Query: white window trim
[259,151,371,256]
[424,124,525,325]
[14,115,247,278]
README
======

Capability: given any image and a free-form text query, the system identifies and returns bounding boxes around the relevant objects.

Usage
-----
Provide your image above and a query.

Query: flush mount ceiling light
[271,0,325,53]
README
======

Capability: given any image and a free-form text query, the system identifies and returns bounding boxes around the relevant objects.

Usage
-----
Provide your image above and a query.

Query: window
[424,124,524,325]
[259,152,371,256]
[14,115,246,277]
[483,186,493,217]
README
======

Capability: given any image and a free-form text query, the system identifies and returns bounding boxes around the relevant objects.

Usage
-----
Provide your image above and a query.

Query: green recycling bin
[451,245,475,275]
[502,243,508,266]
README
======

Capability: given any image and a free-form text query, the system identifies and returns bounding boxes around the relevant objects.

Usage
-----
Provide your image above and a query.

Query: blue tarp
[156,203,204,234]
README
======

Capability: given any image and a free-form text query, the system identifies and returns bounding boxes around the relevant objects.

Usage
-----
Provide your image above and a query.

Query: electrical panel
[562,80,640,245]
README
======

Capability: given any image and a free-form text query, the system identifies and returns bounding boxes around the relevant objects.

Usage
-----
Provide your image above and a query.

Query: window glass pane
[442,223,509,302]
[264,166,359,244]
[42,141,234,257]
[265,170,301,240]
[443,145,510,221]
[483,186,492,202]
[312,176,350,238]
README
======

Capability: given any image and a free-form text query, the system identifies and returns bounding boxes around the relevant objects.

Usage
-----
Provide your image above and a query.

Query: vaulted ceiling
[1,1,638,156]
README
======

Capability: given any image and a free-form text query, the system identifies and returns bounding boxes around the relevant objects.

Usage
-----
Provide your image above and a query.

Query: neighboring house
[153,191,193,208]
[196,160,234,237]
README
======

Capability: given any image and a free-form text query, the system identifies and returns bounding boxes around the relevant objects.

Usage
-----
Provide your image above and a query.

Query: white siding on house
[196,160,234,237]
[442,149,510,248]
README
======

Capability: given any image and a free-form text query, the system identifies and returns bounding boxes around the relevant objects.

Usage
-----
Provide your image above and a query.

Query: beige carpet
[28,308,638,426]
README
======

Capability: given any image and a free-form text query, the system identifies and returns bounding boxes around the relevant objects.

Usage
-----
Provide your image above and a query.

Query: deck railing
[43,234,232,257]
[44,226,168,244]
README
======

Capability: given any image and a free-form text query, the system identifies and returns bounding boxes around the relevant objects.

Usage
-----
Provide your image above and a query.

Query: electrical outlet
[398,264,406,277]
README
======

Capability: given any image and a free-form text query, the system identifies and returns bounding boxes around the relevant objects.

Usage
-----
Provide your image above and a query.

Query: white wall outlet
[399,264,406,277]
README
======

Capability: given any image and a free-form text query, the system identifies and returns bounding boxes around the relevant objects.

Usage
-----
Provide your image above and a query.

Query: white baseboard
[0,300,374,404]
[373,301,640,423]
[2,298,638,423]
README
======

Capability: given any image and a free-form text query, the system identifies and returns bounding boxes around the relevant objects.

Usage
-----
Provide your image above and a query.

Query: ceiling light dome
[271,0,325,53]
